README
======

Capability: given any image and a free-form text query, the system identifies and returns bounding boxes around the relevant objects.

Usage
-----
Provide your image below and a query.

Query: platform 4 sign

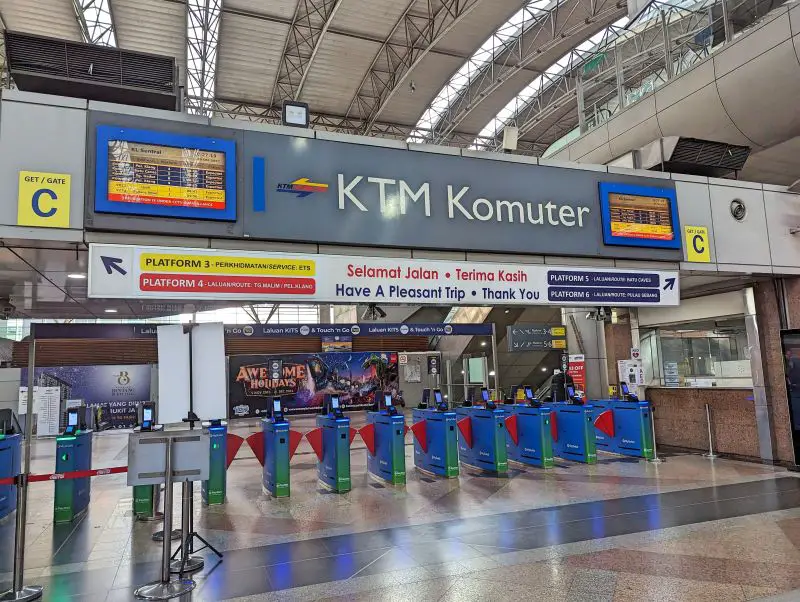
[88,244,680,307]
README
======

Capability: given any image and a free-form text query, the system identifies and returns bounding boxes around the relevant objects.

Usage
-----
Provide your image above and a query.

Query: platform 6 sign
[88,244,680,307]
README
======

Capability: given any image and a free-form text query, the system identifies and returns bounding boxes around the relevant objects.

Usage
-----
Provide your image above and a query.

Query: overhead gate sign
[88,244,680,307]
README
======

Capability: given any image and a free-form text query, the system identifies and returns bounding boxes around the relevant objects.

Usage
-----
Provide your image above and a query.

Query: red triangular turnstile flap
[305,427,324,462]
[404,425,410,437]
[594,409,615,437]
[504,414,519,446]
[288,429,304,460]
[410,420,428,453]
[226,433,245,468]
[245,432,265,467]
[457,417,473,449]
[349,427,358,446]
[359,423,376,456]
[550,411,558,443]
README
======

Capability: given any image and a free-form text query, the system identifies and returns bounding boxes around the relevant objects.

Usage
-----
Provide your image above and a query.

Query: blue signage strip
[547,270,660,288]
[547,288,662,303]
[31,323,492,340]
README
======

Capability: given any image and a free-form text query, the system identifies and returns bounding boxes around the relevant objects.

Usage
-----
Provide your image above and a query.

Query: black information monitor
[141,406,153,430]
[65,409,79,435]
[481,387,490,403]
[384,392,397,415]
[524,385,534,400]
[420,388,431,409]
[433,389,448,411]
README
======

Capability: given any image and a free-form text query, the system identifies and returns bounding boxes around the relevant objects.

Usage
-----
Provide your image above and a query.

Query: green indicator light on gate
[212,443,219,450]
[60,453,68,461]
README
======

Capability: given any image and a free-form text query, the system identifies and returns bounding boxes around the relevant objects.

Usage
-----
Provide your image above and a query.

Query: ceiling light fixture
[67,273,87,279]
[104,308,118,313]
[541,367,548,371]
[481,341,487,346]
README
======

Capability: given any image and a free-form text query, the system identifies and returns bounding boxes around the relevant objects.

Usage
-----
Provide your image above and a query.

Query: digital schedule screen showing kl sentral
[108,141,225,211]
[95,126,237,221]
[607,192,675,242]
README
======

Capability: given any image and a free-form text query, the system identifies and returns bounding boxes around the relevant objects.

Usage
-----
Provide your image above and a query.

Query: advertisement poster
[228,351,399,418]
[20,365,151,430]
[567,354,586,395]
[321,335,352,351]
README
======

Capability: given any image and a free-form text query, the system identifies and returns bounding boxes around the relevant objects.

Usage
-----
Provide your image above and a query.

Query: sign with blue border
[598,182,680,249]
[94,126,237,221]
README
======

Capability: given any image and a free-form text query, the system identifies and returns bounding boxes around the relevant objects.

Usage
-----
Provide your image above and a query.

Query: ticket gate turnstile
[550,403,597,464]
[455,405,508,475]
[504,403,554,468]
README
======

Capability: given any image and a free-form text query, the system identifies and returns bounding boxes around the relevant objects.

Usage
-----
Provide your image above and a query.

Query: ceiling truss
[430,0,626,144]
[186,0,222,115]
[196,96,546,154]
[270,0,345,106]
[72,0,117,46]
[345,0,484,134]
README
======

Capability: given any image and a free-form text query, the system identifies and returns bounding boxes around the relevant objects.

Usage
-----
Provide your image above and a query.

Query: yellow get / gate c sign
[684,225,711,263]
[17,171,71,228]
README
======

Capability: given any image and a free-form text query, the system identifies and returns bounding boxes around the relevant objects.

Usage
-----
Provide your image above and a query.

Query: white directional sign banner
[88,244,680,307]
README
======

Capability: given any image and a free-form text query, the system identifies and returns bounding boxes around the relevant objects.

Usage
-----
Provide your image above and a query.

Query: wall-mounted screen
[95,126,237,221]
[599,182,680,249]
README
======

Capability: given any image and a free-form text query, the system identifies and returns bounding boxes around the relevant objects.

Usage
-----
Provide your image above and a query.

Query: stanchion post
[703,403,718,459]
[135,436,195,600]
[170,481,203,574]
[647,405,664,464]
[1,336,43,601]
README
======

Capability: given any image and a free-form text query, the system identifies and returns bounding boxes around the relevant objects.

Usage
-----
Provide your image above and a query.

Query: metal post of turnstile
[0,338,43,602]
[703,403,718,459]
[135,438,195,600]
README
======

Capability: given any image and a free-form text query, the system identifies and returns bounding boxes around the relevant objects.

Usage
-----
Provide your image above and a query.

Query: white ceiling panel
[331,0,410,40]
[216,13,289,104]
[432,0,525,57]
[224,0,298,20]
[0,0,82,41]
[300,32,381,115]
[114,0,187,89]
[380,52,464,126]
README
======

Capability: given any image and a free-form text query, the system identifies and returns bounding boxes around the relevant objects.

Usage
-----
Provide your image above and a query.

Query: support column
[753,279,797,464]
[563,308,608,400]
[744,287,774,462]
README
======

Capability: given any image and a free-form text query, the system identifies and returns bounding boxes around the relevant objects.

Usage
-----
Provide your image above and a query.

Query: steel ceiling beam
[72,0,117,46]
[430,0,627,144]
[345,0,484,134]
[194,96,545,154]
[186,0,223,115]
[270,0,345,106]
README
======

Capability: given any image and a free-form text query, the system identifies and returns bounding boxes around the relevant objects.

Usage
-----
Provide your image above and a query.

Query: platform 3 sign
[88,243,680,307]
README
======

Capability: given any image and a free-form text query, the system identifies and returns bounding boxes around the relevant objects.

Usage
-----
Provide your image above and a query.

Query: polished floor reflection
[0,414,797,601]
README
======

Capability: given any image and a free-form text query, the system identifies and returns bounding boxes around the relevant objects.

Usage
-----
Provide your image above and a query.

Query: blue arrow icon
[663,277,676,290]
[101,256,127,276]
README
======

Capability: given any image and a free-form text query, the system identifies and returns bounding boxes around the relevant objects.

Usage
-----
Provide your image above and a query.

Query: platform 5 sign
[88,243,680,307]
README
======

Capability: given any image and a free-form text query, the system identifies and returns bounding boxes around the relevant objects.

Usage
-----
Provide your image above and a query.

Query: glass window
[641,318,752,388]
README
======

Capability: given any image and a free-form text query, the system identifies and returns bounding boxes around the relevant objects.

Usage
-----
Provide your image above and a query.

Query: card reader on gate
[524,385,542,407]
[620,382,639,402]
[433,389,448,412]
[384,393,398,416]
[64,408,79,435]
[329,394,344,419]
[418,388,430,409]
[271,397,285,422]
[481,387,497,410]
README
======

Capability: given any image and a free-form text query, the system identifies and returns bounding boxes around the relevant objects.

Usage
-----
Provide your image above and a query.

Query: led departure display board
[599,182,680,249]
[95,126,237,221]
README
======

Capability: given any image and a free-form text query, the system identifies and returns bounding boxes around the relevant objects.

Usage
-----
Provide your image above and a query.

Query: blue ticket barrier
[411,408,459,478]
[308,396,353,493]
[0,433,21,520]
[263,416,291,498]
[590,400,655,460]
[54,430,93,523]
[504,404,554,469]
[455,406,508,475]
[202,421,228,505]
[550,403,597,464]
[363,408,406,485]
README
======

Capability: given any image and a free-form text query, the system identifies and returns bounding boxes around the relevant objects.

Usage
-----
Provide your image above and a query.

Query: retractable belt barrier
[0,465,129,486]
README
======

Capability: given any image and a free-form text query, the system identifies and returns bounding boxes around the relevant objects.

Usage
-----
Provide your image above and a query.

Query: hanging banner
[89,244,680,307]
[228,351,399,418]
[567,354,586,395]
[20,365,151,430]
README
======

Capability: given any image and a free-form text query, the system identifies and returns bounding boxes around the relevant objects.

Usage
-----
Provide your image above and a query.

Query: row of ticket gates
[258,383,655,495]
[0,384,655,524]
